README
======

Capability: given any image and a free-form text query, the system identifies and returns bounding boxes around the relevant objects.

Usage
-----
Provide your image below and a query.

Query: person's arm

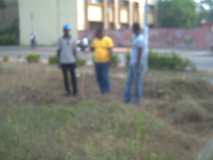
[72,40,77,58]
[108,48,113,61]
[107,37,114,61]
[73,48,77,58]
[90,39,95,52]
[136,47,142,67]
[90,46,94,52]
[57,40,61,63]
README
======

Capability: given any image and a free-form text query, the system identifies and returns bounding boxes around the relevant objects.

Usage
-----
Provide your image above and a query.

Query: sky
[194,0,211,10]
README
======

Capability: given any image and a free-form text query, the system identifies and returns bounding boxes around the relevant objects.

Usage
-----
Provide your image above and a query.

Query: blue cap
[63,24,72,30]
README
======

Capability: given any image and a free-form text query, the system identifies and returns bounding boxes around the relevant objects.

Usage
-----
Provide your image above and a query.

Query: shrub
[26,53,41,63]
[125,51,194,71]
[48,55,58,65]
[111,54,119,67]
[0,19,19,45]
[149,51,194,70]
[76,58,86,67]
[3,56,9,62]
[0,34,17,45]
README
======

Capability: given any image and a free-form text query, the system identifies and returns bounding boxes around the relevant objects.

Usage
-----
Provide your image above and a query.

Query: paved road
[0,46,213,71]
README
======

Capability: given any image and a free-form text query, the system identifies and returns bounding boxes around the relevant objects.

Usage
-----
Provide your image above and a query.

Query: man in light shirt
[57,24,78,96]
[124,23,145,104]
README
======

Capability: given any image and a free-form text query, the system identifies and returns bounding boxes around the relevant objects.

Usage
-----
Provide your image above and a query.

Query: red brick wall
[79,27,213,49]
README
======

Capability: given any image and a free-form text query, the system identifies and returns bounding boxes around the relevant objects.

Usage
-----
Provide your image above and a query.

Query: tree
[199,0,213,23]
[0,0,6,20]
[157,0,198,28]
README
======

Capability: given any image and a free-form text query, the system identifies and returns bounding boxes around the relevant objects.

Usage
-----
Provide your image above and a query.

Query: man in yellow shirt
[91,28,114,95]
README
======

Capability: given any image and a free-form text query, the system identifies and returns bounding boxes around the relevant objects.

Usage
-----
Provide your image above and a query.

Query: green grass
[0,101,173,160]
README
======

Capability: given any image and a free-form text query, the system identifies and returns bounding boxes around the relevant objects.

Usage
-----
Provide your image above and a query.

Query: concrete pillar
[129,0,133,27]
[103,0,108,30]
[114,0,120,30]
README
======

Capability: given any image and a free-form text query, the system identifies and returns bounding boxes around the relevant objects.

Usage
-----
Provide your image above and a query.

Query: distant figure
[124,23,145,104]
[57,24,78,96]
[91,28,114,95]
[30,33,36,49]
[76,37,89,52]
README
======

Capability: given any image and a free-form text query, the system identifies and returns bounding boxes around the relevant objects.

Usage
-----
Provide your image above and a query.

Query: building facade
[79,0,155,31]
[19,0,155,45]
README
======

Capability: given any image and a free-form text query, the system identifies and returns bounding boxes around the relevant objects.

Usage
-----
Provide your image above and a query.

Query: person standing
[57,24,78,96]
[91,28,114,95]
[124,23,145,104]
[30,33,36,49]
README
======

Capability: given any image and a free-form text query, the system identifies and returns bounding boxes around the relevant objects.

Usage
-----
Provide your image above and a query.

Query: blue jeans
[95,63,110,95]
[124,64,144,104]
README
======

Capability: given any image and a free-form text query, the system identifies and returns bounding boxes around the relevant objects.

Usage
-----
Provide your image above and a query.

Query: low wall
[79,27,213,50]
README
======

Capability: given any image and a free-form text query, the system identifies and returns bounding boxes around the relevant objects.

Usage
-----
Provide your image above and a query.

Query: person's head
[132,23,141,35]
[63,24,72,37]
[95,27,104,39]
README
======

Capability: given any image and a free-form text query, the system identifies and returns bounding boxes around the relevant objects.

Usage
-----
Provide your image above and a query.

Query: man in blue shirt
[124,23,145,104]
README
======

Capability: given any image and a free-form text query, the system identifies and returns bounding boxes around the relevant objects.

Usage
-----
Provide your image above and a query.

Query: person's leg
[134,65,144,104]
[124,65,134,103]
[61,64,71,95]
[69,63,78,96]
[95,63,104,94]
[102,63,110,94]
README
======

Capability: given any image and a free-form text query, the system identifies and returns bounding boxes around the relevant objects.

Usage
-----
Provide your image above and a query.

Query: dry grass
[0,63,213,160]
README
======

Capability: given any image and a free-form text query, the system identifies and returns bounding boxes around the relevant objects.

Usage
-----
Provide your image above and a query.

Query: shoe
[73,92,79,97]
[64,92,71,97]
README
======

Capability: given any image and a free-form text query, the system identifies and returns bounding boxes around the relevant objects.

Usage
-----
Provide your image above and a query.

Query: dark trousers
[61,63,78,95]
[95,63,110,95]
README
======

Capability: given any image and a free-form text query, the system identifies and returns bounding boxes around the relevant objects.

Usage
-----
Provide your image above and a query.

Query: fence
[79,27,213,50]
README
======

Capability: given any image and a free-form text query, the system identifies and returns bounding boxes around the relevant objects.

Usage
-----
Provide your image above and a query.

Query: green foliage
[125,51,194,70]
[48,55,58,65]
[76,58,86,67]
[2,55,9,62]
[111,54,119,67]
[198,0,213,23]
[26,53,41,63]
[149,51,194,70]
[157,0,198,28]
[0,19,19,45]
[0,0,6,10]
[0,34,17,45]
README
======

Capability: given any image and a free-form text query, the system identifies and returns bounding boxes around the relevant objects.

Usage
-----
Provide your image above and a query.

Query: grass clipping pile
[0,64,213,160]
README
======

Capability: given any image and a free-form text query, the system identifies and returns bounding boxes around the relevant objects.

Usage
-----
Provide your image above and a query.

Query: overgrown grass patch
[3,56,9,62]
[0,101,175,160]
[48,55,58,65]
[26,53,41,63]
[0,63,212,160]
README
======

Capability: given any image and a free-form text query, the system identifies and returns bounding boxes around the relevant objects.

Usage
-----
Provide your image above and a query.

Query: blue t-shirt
[130,34,145,65]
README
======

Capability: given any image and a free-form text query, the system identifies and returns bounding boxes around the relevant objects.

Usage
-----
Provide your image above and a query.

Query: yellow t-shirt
[91,36,114,63]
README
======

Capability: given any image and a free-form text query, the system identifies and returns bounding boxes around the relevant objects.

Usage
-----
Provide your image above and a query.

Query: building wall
[18,0,155,45]
[19,0,78,45]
